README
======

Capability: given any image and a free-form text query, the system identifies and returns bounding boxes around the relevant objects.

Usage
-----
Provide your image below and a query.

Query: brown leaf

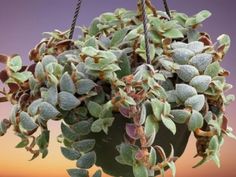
[0,54,8,64]
[222,115,228,131]
[0,69,9,83]
[0,97,8,102]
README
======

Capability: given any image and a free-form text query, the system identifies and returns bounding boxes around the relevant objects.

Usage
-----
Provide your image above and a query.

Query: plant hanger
[69,0,171,64]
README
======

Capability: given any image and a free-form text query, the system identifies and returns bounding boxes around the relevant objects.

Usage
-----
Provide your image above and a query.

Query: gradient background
[0,1,235,177]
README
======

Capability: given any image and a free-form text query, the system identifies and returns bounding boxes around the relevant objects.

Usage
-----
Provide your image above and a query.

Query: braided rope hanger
[69,0,171,64]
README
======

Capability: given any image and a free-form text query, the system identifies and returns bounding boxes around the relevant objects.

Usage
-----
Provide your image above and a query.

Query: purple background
[0,1,236,177]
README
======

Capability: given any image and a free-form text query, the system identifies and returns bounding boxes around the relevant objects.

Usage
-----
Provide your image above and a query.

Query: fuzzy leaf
[39,102,60,120]
[72,139,95,153]
[11,71,32,83]
[177,65,199,82]
[176,84,197,102]
[145,115,159,137]
[110,29,128,46]
[93,170,102,177]
[196,10,212,23]
[27,99,43,116]
[82,47,98,57]
[73,121,91,136]
[61,147,81,160]
[185,95,205,111]
[7,55,22,72]
[171,109,191,124]
[188,110,204,131]
[42,55,57,68]
[61,123,77,142]
[76,79,96,95]
[172,48,194,64]
[190,53,213,72]
[151,98,164,121]
[60,72,76,94]
[161,115,176,135]
[190,75,212,93]
[133,163,148,177]
[67,169,88,177]
[58,92,81,111]
[35,62,45,81]
[149,146,157,166]
[204,61,221,78]
[19,112,38,131]
[120,143,136,166]
[187,41,204,54]
[46,86,58,106]
[87,101,102,118]
[163,29,184,39]
[171,42,187,49]
[76,151,96,169]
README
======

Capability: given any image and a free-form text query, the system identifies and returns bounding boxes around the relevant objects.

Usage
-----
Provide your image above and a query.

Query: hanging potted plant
[0,0,235,176]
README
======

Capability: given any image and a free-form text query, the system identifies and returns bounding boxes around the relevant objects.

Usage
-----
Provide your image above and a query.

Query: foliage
[0,1,235,177]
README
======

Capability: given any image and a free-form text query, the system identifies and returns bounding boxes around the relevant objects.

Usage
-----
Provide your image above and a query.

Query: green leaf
[42,55,57,68]
[110,29,128,47]
[93,170,102,177]
[171,109,191,124]
[15,138,29,148]
[116,54,131,79]
[190,53,213,72]
[72,139,95,153]
[35,62,45,81]
[217,34,231,54]
[27,99,43,116]
[187,41,204,54]
[196,10,212,23]
[190,75,212,93]
[89,18,100,36]
[163,29,184,39]
[38,102,60,120]
[60,72,76,94]
[151,98,164,121]
[176,84,197,102]
[7,55,22,72]
[133,163,148,177]
[185,95,205,111]
[161,115,176,135]
[61,123,77,142]
[149,146,157,166]
[11,71,32,83]
[144,115,159,138]
[58,92,81,111]
[76,79,96,95]
[209,136,219,151]
[19,112,38,131]
[172,48,194,64]
[45,86,58,106]
[82,47,98,57]
[76,151,96,169]
[73,121,91,136]
[168,161,176,177]
[67,168,89,177]
[119,143,137,166]
[176,65,199,82]
[188,110,204,131]
[204,61,221,78]
[61,147,81,160]
[87,101,102,118]
[91,119,103,133]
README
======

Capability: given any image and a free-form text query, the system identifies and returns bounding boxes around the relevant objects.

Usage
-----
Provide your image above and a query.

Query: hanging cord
[162,0,171,18]
[69,0,82,40]
[141,0,151,64]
